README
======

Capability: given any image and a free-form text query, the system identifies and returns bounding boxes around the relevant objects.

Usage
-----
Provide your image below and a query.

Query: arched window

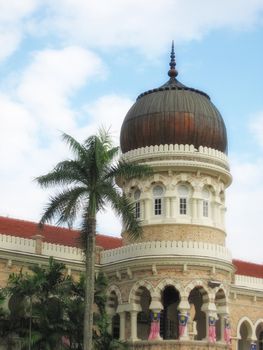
[153,185,164,216]
[134,189,141,219]
[178,185,189,215]
[202,188,210,217]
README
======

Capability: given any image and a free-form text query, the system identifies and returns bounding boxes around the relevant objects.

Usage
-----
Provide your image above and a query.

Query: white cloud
[17,46,103,132]
[0,46,109,224]
[226,155,263,263]
[37,0,263,55]
[0,0,39,61]
[79,94,133,144]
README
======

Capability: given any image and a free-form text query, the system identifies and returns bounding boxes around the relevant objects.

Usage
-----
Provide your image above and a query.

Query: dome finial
[168,40,178,78]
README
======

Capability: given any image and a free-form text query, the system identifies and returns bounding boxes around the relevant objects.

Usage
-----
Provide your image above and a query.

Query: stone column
[149,298,163,340]
[178,298,190,340]
[119,311,126,341]
[31,234,44,255]
[206,312,217,343]
[202,302,217,342]
[130,310,139,341]
[148,310,162,340]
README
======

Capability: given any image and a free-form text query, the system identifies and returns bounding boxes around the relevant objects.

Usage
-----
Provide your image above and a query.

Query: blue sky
[0,0,263,262]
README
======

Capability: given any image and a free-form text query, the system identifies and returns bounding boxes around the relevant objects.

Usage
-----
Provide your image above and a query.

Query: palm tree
[7,257,68,350]
[35,129,152,350]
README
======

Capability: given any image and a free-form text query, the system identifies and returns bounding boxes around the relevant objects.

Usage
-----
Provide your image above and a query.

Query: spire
[168,40,178,78]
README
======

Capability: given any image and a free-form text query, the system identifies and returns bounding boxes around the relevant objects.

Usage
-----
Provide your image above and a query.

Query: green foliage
[5,263,128,350]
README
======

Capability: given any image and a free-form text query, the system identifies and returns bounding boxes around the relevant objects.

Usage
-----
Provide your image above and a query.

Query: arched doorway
[107,290,119,339]
[256,322,263,350]
[160,286,180,339]
[188,287,207,340]
[136,287,151,340]
[238,320,253,350]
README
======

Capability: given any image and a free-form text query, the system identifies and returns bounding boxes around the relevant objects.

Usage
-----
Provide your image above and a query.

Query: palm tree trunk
[83,217,96,350]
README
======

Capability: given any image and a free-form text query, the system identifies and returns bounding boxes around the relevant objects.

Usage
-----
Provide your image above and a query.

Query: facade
[0,46,263,350]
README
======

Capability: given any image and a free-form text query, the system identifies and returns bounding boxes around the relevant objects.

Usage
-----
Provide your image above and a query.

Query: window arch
[202,188,210,218]
[153,185,164,216]
[134,189,141,219]
[178,184,189,215]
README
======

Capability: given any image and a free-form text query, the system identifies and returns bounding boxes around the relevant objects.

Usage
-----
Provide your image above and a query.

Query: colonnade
[106,281,231,345]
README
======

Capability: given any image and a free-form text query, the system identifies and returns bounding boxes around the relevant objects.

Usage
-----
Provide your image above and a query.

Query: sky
[0,0,263,263]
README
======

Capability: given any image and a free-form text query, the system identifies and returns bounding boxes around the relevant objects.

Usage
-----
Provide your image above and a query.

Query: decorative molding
[101,240,232,265]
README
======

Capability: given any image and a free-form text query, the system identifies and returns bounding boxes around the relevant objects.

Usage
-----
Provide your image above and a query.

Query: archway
[107,290,119,339]
[188,286,208,340]
[160,286,180,339]
[238,320,253,350]
[256,322,263,350]
[136,287,151,340]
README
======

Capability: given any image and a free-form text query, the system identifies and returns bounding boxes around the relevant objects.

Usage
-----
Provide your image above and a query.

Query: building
[0,45,263,350]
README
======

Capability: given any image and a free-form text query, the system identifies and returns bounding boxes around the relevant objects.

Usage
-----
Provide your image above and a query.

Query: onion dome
[120,42,227,154]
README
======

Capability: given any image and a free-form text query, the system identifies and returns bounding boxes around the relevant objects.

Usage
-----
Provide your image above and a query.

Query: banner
[178,313,189,338]
[208,316,216,343]
[148,312,161,340]
[224,317,231,345]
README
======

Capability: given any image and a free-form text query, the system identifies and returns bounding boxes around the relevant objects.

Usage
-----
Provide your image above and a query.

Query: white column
[178,298,190,340]
[119,311,126,341]
[130,310,139,341]
[171,197,176,218]
[141,199,145,220]
[192,198,198,222]
[197,199,202,220]
[165,197,170,218]
[144,198,151,221]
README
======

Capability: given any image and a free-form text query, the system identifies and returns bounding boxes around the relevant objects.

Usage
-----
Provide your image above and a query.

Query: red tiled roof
[0,216,123,250]
[233,259,263,278]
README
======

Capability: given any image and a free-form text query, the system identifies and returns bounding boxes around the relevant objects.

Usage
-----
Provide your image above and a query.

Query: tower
[102,44,234,349]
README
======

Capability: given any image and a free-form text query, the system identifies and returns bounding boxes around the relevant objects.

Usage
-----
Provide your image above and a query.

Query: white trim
[101,240,232,265]
[234,275,263,291]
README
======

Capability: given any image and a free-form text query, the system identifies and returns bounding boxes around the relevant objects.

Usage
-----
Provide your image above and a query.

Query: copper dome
[120,45,227,154]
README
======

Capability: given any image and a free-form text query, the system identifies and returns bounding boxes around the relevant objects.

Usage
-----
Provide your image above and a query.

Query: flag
[224,317,231,345]
[148,312,161,340]
[178,313,189,338]
[208,316,216,343]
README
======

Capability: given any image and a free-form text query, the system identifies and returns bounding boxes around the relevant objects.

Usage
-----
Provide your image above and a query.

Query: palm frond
[106,160,153,181]
[61,132,87,159]
[39,186,87,227]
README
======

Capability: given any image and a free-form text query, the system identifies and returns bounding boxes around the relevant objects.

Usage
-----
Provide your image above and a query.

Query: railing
[235,274,263,290]
[0,233,35,253]
[100,240,232,264]
[0,233,83,262]
[122,144,229,166]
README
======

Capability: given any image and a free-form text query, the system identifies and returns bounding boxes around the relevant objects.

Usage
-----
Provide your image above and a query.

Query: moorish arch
[236,317,254,339]
[129,280,155,304]
[106,284,122,305]
[106,285,122,339]
[156,279,183,340]
[255,319,263,350]
[155,279,184,296]
[185,280,211,341]
[237,317,255,350]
